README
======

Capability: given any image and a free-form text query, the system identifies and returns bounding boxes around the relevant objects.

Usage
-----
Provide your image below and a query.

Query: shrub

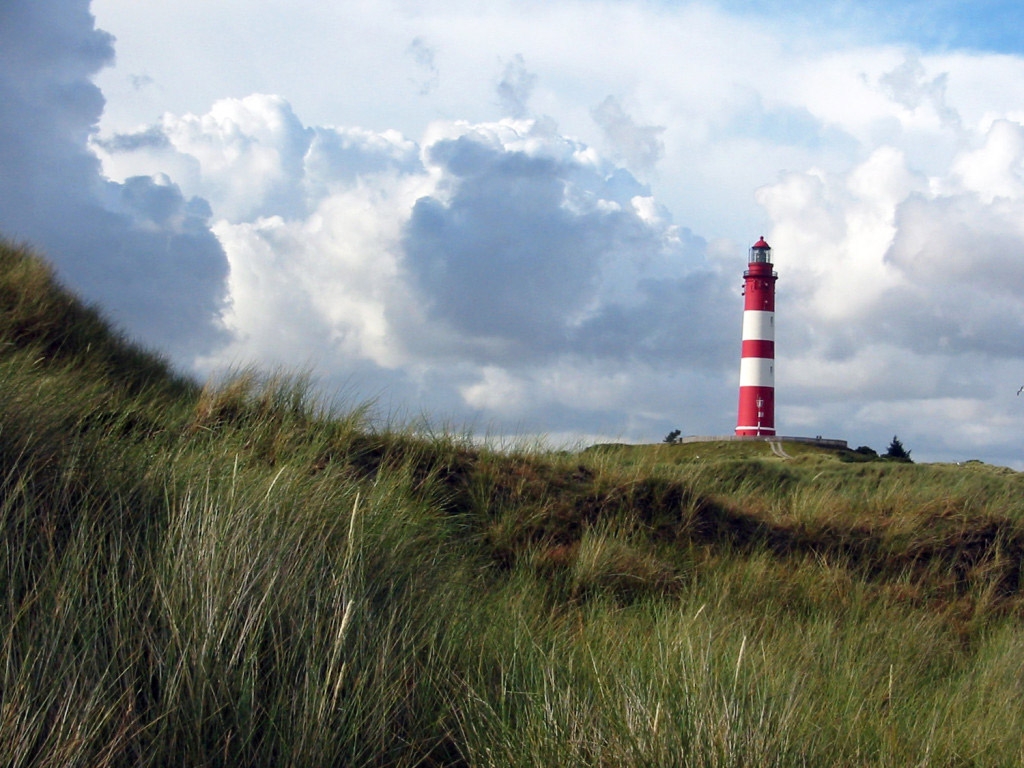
[883,435,912,462]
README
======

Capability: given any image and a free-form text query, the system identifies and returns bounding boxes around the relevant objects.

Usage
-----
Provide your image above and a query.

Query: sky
[3,1,1024,466]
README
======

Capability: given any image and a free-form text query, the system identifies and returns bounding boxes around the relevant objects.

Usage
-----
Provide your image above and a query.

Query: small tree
[663,429,681,444]
[883,435,912,462]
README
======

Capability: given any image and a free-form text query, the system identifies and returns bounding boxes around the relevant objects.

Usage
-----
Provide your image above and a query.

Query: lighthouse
[736,237,777,436]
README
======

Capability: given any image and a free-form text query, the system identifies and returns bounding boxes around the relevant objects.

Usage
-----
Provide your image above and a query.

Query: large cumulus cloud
[97,93,736,435]
[400,121,724,364]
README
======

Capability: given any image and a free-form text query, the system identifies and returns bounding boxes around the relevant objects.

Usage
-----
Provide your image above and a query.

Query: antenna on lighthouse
[736,237,778,437]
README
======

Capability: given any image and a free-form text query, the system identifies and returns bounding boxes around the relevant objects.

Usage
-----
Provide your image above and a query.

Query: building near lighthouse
[736,237,777,437]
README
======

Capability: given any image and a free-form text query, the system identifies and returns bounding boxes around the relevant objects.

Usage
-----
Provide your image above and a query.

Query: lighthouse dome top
[749,236,772,264]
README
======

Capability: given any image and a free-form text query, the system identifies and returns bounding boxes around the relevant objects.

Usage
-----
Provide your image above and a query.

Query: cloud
[102,95,729,368]
[303,125,423,196]
[99,91,737,435]
[0,0,229,361]
[951,118,1024,202]
[878,53,961,131]
[591,96,666,173]
[407,37,439,96]
[0,1,113,226]
[882,191,1024,358]
[95,125,171,153]
[94,96,417,372]
[154,94,314,222]
[757,134,1024,365]
[496,54,537,118]
[91,175,229,355]
[97,94,424,221]
[400,120,725,368]
[129,73,153,90]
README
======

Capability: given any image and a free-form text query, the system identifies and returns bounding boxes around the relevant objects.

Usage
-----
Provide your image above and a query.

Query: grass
[2,235,1024,765]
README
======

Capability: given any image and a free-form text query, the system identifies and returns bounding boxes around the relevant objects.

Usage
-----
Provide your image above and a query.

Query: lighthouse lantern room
[736,237,778,436]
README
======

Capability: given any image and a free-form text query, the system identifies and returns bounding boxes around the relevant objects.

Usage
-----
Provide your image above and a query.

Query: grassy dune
[2,237,1024,766]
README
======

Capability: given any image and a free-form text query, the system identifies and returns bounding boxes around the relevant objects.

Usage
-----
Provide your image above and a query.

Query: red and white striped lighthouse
[736,237,778,436]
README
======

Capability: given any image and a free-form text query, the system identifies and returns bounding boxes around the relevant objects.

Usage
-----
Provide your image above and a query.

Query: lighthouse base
[681,435,849,450]
[735,385,774,437]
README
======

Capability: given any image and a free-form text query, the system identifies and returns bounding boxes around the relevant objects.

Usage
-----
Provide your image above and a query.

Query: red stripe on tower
[736,237,778,436]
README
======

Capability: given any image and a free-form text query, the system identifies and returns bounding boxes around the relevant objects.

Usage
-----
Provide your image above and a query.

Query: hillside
[3,236,1024,766]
